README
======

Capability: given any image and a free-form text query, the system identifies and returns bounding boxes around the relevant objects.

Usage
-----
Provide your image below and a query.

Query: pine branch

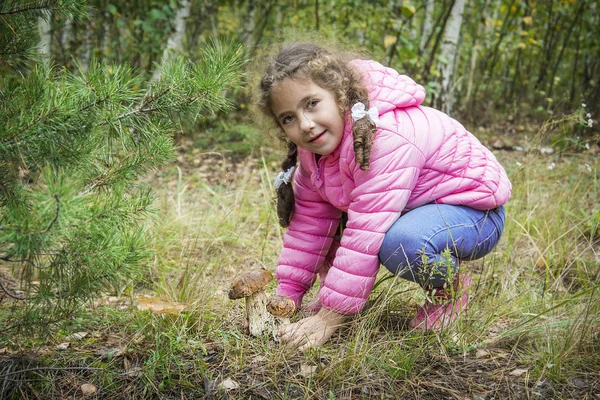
[0,277,26,300]
[0,5,53,17]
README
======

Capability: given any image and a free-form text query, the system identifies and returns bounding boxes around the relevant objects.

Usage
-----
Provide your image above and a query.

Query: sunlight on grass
[1,135,598,398]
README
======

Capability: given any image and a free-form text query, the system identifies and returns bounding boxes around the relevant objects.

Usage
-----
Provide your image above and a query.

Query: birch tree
[38,16,52,63]
[420,0,434,53]
[438,0,466,114]
[152,0,191,80]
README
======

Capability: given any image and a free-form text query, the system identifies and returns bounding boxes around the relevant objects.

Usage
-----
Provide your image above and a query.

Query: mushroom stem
[245,291,272,337]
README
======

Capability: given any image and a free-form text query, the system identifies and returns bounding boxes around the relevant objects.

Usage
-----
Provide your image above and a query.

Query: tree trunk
[547,1,586,100]
[465,0,488,107]
[38,16,52,64]
[60,18,72,65]
[420,0,434,53]
[438,0,466,114]
[152,0,191,81]
[422,0,456,84]
[79,17,93,73]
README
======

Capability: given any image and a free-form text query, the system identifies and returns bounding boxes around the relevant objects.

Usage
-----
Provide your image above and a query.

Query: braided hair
[258,43,376,227]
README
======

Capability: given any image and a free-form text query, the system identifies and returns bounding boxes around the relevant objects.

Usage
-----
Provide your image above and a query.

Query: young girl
[258,43,511,350]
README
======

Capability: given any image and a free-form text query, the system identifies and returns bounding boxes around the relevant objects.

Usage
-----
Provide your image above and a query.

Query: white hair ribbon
[274,166,295,189]
[351,103,380,126]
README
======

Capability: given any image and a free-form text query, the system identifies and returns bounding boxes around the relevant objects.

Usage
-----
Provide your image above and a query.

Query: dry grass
[1,135,599,399]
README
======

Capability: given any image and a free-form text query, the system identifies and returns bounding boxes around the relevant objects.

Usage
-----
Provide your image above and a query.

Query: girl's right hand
[279,308,344,350]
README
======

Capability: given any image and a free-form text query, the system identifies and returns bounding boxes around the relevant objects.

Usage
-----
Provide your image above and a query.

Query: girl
[258,43,511,350]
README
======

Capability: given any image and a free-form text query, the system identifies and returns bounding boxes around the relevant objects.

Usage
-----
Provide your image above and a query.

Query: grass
[0,129,599,399]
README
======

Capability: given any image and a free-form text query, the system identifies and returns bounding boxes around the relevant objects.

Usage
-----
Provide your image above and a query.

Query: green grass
[1,130,598,399]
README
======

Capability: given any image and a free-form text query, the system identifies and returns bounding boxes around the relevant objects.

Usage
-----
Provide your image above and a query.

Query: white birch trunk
[38,16,52,64]
[61,18,72,55]
[80,26,92,73]
[420,0,434,52]
[152,0,191,81]
[243,0,256,50]
[439,0,467,115]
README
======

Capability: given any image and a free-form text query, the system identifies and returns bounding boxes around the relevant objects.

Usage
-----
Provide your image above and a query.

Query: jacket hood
[349,59,427,114]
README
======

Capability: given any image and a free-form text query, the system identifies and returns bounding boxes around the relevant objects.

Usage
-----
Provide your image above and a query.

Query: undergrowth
[1,128,598,399]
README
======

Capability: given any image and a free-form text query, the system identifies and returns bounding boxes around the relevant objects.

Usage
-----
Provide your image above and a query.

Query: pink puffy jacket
[275,59,512,315]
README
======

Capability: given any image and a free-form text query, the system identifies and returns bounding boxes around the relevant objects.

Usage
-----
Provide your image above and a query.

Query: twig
[0,366,104,379]
[0,277,25,300]
[40,194,60,234]
[0,5,52,17]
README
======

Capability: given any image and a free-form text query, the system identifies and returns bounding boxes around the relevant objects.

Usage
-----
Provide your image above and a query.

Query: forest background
[1,0,599,399]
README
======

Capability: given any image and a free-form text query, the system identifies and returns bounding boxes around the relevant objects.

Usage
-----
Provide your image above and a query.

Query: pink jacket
[276,59,512,315]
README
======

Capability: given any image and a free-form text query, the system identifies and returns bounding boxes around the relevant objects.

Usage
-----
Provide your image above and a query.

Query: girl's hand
[279,308,345,350]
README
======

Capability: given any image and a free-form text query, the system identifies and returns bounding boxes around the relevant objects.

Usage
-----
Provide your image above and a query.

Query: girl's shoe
[409,274,472,330]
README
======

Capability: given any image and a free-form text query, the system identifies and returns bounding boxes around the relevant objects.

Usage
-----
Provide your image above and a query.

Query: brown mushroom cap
[228,268,273,299]
[266,295,296,318]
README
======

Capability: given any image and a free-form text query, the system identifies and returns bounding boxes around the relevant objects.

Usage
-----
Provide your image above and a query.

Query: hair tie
[351,103,380,126]
[275,166,295,189]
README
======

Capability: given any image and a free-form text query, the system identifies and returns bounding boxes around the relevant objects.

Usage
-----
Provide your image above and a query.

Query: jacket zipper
[314,155,324,194]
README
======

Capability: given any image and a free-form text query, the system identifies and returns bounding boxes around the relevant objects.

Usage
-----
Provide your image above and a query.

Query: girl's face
[270,77,345,157]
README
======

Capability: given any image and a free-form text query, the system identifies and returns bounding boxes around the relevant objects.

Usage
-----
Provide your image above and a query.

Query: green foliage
[0,2,246,336]
[0,0,87,68]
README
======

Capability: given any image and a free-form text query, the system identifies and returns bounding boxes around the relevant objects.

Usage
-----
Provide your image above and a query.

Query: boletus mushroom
[266,295,296,339]
[228,268,274,336]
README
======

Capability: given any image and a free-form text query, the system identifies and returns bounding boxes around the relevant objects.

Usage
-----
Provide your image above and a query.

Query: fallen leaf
[135,297,188,314]
[97,346,125,359]
[299,364,318,377]
[66,332,88,341]
[80,383,97,396]
[218,377,240,390]
[56,342,70,351]
[250,355,267,367]
[510,368,528,377]
[476,349,491,359]
[536,256,548,268]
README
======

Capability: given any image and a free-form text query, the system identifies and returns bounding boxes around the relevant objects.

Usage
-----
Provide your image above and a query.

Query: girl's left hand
[279,308,345,350]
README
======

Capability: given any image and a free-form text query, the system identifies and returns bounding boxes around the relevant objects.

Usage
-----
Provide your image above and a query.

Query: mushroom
[228,268,274,336]
[266,295,296,340]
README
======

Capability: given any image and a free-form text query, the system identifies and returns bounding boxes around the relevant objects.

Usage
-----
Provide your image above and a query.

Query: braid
[276,141,297,227]
[346,79,375,171]
[306,52,376,171]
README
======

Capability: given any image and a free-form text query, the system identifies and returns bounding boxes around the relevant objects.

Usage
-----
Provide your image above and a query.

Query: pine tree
[0,0,246,335]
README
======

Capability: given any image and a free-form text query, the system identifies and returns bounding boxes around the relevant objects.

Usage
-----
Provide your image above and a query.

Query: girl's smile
[271,78,345,156]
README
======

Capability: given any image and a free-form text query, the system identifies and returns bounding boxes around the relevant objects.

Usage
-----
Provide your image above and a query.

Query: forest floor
[1,126,599,399]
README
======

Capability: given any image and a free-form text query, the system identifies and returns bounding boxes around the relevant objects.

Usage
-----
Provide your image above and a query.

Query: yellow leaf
[136,297,188,315]
[384,35,397,48]
[401,1,416,16]
[495,19,503,27]
[517,42,526,49]
[511,5,517,12]
[523,16,533,25]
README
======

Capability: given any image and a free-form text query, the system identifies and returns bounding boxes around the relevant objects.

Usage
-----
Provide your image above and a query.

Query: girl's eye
[281,115,294,125]
[308,100,319,108]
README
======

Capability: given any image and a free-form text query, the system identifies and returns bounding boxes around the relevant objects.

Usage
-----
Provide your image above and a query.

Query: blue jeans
[378,204,506,288]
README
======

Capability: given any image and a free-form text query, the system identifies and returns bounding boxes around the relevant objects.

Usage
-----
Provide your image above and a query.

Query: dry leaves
[135,297,188,314]
[510,368,529,377]
[80,383,97,396]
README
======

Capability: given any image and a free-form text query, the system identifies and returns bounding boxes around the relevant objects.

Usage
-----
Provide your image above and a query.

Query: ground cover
[1,129,599,399]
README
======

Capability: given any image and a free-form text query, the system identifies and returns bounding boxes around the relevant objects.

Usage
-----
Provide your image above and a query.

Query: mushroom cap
[266,295,296,318]
[228,268,273,299]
